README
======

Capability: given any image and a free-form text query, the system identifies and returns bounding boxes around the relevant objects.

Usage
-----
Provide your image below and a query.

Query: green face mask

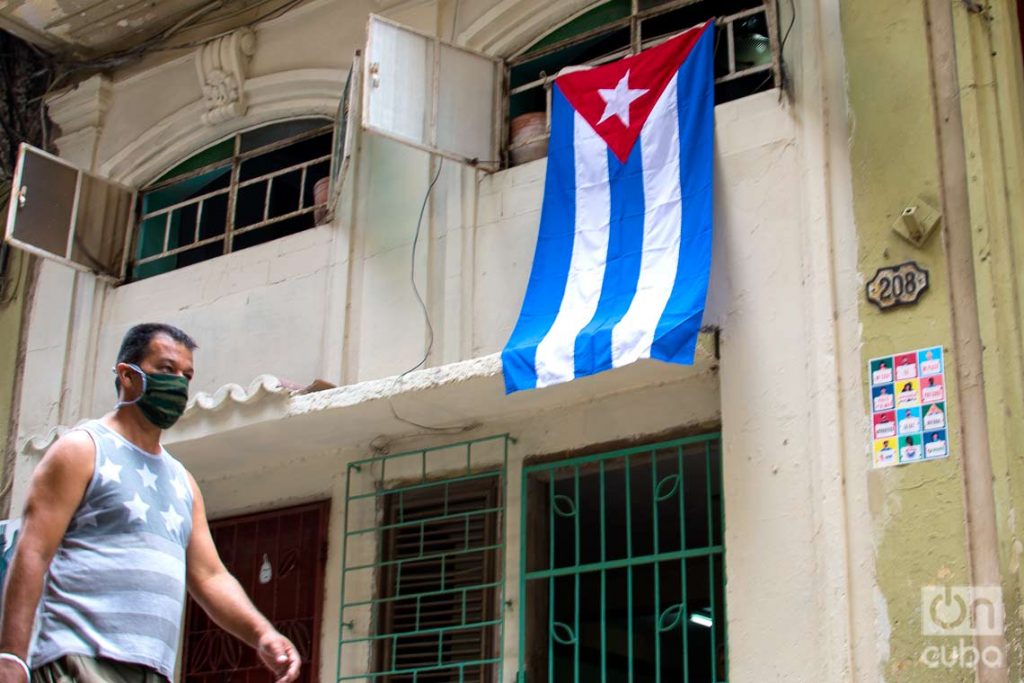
[115,363,190,429]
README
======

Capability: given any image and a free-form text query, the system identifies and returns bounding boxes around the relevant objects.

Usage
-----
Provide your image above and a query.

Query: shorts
[31,655,168,683]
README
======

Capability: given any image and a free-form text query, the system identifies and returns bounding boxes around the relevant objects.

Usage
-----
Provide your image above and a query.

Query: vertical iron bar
[574,466,581,683]
[263,178,273,221]
[727,20,736,76]
[706,442,717,682]
[677,446,689,683]
[599,460,607,683]
[548,468,556,683]
[194,199,204,245]
[625,454,634,683]
[224,134,241,254]
[652,451,661,682]
[299,165,308,210]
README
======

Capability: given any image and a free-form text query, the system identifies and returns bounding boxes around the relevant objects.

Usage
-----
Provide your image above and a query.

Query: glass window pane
[141,166,230,215]
[154,139,233,184]
[136,215,166,260]
[525,0,630,54]
[732,11,772,72]
[268,169,302,218]
[198,194,228,241]
[235,181,268,228]
[240,118,330,153]
[510,26,631,92]
[238,131,332,182]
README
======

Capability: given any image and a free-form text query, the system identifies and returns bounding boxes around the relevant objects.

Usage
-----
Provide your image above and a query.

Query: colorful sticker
[897,407,922,436]
[871,357,894,385]
[874,439,897,467]
[899,434,923,463]
[924,430,948,459]
[918,347,943,377]
[896,379,920,408]
[869,345,951,468]
[920,374,945,404]
[895,353,919,381]
[872,384,895,412]
[873,411,897,439]
[923,402,946,431]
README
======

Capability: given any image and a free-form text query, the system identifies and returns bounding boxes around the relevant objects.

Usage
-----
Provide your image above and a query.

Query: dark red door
[182,500,330,683]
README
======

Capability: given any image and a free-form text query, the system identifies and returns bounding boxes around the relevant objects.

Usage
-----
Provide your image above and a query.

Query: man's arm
[184,474,300,683]
[0,432,94,682]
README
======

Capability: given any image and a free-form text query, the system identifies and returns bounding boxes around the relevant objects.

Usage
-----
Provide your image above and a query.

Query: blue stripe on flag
[572,143,646,379]
[501,87,578,393]
[651,24,714,365]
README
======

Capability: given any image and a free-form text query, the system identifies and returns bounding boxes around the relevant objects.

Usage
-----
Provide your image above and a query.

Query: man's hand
[256,630,301,683]
[0,657,31,682]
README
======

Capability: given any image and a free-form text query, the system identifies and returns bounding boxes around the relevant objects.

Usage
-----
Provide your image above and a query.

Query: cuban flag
[502,22,715,393]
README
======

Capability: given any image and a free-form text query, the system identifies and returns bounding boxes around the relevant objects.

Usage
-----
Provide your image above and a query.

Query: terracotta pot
[313,177,330,224]
[509,112,548,165]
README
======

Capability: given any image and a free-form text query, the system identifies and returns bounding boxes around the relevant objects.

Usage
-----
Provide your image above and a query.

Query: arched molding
[458,0,596,56]
[100,67,345,187]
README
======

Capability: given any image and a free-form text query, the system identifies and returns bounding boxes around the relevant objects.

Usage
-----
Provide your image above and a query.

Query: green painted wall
[0,248,29,517]
[841,0,1024,679]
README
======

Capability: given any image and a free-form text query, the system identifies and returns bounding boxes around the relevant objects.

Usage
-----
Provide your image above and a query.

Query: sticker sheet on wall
[869,346,949,468]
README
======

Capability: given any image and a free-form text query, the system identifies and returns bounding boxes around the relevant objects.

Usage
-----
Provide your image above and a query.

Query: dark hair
[116,323,198,367]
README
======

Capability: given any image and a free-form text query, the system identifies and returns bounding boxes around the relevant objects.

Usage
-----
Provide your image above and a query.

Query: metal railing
[518,433,726,683]
[337,436,510,683]
[133,124,332,271]
[506,0,778,162]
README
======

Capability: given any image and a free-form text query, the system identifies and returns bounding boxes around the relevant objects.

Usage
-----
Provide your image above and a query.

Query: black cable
[384,157,480,437]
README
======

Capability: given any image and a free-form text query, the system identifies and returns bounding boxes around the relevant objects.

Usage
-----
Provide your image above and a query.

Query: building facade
[0,0,1022,681]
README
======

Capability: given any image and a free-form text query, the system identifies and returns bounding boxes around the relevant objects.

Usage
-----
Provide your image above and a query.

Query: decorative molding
[195,28,257,126]
[46,74,113,170]
[100,68,344,186]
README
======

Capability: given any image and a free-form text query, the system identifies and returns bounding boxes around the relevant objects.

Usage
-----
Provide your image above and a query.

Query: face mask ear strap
[114,363,148,409]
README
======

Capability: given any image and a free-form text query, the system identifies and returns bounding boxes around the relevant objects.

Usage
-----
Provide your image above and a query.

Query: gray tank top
[30,420,194,680]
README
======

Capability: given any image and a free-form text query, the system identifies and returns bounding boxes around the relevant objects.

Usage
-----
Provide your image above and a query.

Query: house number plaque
[866,261,929,311]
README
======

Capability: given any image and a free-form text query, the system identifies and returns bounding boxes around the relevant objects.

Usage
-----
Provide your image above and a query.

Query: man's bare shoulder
[37,429,96,476]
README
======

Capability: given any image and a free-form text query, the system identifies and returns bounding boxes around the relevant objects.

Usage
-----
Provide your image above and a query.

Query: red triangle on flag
[554,21,711,163]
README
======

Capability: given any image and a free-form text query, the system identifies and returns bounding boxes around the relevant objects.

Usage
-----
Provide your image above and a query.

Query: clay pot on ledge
[509,112,548,166]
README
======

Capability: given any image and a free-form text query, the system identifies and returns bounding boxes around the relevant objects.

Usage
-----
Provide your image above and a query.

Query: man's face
[117,334,195,400]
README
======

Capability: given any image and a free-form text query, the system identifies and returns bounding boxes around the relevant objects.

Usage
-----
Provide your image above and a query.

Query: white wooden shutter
[363,14,502,172]
[4,144,134,280]
[328,50,362,215]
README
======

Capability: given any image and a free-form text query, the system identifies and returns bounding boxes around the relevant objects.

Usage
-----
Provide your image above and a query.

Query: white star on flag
[171,477,189,501]
[137,464,158,490]
[75,502,99,529]
[124,492,150,523]
[598,70,648,127]
[98,458,122,485]
[161,505,185,534]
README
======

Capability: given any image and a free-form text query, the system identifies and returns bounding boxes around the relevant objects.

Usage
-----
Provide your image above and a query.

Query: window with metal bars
[519,433,726,683]
[338,435,509,683]
[506,0,779,165]
[375,479,501,682]
[130,118,333,281]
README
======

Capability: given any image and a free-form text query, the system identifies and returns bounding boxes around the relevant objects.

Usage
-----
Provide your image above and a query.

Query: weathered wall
[841,0,1024,679]
[8,0,878,681]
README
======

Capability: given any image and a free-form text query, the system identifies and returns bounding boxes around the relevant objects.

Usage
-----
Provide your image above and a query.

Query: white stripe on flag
[611,73,682,367]
[534,111,611,388]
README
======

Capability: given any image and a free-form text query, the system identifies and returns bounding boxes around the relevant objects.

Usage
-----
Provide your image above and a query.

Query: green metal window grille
[518,433,726,683]
[337,436,510,683]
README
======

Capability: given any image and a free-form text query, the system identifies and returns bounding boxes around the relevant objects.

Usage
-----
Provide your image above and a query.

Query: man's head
[114,323,197,429]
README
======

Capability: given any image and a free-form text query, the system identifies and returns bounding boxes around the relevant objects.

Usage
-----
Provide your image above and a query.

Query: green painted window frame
[518,432,726,683]
[130,117,334,281]
[337,436,510,683]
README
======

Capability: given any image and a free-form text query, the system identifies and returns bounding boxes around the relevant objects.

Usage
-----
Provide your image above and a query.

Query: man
[0,324,300,683]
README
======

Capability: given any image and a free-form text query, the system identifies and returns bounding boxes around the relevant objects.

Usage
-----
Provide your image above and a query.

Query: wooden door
[182,500,330,683]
